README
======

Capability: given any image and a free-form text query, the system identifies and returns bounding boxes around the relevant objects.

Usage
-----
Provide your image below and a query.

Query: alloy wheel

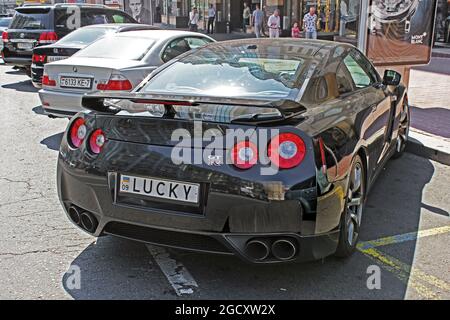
[346,162,364,246]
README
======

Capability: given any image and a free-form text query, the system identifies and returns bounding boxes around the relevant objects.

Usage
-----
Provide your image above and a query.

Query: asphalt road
[0,64,449,300]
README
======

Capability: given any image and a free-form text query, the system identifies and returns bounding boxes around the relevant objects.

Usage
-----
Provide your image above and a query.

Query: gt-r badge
[207,155,223,166]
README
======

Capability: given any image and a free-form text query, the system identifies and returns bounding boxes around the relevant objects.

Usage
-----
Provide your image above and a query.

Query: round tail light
[69,118,87,148]
[89,129,105,154]
[231,141,258,170]
[268,133,306,169]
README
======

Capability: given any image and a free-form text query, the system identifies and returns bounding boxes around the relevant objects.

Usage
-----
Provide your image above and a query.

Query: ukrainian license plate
[119,175,200,204]
[47,56,68,62]
[17,42,33,50]
[59,76,92,89]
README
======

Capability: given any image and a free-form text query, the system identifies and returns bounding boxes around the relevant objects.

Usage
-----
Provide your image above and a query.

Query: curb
[406,138,450,166]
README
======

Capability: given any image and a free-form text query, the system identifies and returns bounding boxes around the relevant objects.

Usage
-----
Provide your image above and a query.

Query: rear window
[57,27,115,45]
[75,36,154,60]
[10,8,51,30]
[142,44,309,99]
[0,17,12,28]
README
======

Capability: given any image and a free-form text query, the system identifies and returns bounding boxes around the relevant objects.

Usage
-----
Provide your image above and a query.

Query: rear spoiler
[82,91,306,122]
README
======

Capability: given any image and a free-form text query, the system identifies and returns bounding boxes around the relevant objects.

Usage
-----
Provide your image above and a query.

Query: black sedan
[31,23,157,88]
[56,39,410,264]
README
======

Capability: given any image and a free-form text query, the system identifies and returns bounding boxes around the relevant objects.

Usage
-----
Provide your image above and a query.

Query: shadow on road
[2,80,38,93]
[32,105,46,116]
[40,132,63,151]
[62,153,436,299]
[412,57,450,76]
[410,106,450,138]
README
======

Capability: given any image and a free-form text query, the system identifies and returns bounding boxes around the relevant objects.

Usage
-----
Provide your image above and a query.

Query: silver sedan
[38,30,215,118]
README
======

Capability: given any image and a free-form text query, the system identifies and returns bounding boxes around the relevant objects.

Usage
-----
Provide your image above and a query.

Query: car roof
[113,30,214,40]
[204,38,354,59]
[79,23,156,30]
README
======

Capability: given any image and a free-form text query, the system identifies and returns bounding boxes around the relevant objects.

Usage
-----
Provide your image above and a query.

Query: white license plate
[17,42,33,50]
[60,76,92,89]
[48,56,67,62]
[119,175,200,204]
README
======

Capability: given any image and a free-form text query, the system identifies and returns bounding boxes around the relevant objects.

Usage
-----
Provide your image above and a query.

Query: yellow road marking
[361,248,441,300]
[357,225,450,299]
[358,225,450,250]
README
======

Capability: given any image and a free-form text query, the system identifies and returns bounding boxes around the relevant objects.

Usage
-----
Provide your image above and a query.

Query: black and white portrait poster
[123,0,152,24]
[367,0,438,66]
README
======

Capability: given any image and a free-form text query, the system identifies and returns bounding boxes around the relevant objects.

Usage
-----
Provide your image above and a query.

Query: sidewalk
[407,56,450,165]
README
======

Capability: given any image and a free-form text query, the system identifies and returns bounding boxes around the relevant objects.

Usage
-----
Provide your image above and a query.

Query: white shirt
[208,7,216,18]
[189,12,199,24]
[268,15,280,29]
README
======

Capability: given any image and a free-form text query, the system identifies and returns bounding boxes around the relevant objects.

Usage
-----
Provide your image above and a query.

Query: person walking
[303,6,318,39]
[189,7,199,32]
[252,4,264,38]
[267,9,281,38]
[242,2,251,33]
[207,4,215,34]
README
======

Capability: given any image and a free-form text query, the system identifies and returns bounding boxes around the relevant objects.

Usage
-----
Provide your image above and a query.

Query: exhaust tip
[80,211,98,233]
[272,239,297,261]
[245,240,270,261]
[68,206,81,225]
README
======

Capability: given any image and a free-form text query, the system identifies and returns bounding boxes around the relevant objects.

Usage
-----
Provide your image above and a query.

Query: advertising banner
[367,0,438,66]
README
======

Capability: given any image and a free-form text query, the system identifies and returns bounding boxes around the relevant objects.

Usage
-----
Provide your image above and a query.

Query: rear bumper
[39,88,83,117]
[2,56,32,67]
[31,64,43,88]
[57,157,339,263]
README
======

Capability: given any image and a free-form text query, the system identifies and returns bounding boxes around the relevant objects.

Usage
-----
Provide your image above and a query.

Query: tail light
[268,133,306,169]
[231,141,258,170]
[69,118,87,148]
[39,32,58,44]
[2,31,8,43]
[32,54,46,63]
[97,74,132,91]
[42,74,56,86]
[88,129,106,154]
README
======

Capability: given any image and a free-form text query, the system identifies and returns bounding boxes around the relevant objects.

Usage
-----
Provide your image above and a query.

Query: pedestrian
[303,6,318,39]
[268,9,281,38]
[242,2,251,33]
[252,4,264,38]
[207,4,215,34]
[189,7,199,32]
[291,21,301,38]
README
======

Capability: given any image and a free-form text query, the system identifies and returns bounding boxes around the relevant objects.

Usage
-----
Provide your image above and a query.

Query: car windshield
[75,36,154,60]
[0,18,11,27]
[9,9,50,30]
[142,42,313,99]
[57,27,115,45]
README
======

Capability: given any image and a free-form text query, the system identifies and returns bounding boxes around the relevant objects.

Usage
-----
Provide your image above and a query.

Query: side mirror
[383,70,401,86]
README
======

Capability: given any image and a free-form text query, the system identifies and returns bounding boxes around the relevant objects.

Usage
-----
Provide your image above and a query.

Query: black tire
[25,66,31,78]
[392,97,410,159]
[335,154,366,258]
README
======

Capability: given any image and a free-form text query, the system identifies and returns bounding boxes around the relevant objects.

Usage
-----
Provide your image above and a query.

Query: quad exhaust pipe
[271,239,297,261]
[244,238,298,261]
[68,206,98,233]
[245,239,270,261]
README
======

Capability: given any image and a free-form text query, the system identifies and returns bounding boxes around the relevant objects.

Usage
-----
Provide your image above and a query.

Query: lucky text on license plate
[119,175,200,204]
[60,76,92,89]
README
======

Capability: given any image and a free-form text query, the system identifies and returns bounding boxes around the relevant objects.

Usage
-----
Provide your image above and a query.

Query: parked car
[39,30,214,118]
[1,3,136,76]
[31,23,158,88]
[0,17,12,54]
[56,39,410,264]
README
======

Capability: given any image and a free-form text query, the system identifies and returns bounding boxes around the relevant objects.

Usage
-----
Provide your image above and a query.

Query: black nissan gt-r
[56,39,410,264]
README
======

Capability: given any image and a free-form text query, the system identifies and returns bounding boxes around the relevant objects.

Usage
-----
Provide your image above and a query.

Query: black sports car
[57,39,410,263]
